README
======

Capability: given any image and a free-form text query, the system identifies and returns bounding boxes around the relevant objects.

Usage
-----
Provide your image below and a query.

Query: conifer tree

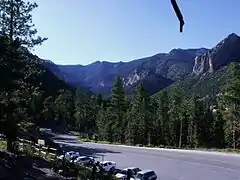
[0,0,47,151]
[156,91,170,145]
[111,77,126,142]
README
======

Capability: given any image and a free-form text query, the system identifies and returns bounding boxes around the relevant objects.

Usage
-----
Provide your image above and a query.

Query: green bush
[0,140,7,150]
[52,157,117,179]
[159,144,165,148]
[79,133,89,139]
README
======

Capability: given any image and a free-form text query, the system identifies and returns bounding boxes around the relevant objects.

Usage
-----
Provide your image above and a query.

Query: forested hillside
[92,34,240,149]
[0,34,101,146]
[91,65,240,149]
[0,0,97,152]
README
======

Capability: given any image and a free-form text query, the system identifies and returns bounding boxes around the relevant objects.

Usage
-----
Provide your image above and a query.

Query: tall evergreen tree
[156,91,170,146]
[125,107,135,144]
[42,96,54,124]
[133,84,153,145]
[188,95,205,148]
[211,108,225,148]
[201,107,215,147]
[53,89,74,132]
[148,98,158,146]
[0,0,47,47]
[111,77,126,143]
[169,87,184,147]
[96,104,106,140]
[0,0,47,151]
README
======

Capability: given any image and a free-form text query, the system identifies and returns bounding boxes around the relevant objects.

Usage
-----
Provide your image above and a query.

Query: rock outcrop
[193,33,240,75]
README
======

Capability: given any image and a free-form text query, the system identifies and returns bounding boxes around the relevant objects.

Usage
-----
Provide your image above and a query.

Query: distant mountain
[43,33,240,99]
[156,33,240,102]
[44,48,208,97]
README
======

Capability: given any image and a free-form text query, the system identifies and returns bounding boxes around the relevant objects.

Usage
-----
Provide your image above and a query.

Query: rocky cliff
[162,33,240,102]
[193,33,240,75]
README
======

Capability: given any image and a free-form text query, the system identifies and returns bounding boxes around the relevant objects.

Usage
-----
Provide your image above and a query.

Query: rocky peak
[227,33,239,41]
[168,48,183,56]
[195,48,209,56]
[193,33,240,75]
[122,69,150,87]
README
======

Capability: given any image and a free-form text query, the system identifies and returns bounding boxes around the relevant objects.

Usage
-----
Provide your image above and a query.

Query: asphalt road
[52,134,240,180]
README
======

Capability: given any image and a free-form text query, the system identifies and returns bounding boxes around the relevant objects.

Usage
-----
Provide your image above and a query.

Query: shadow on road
[52,135,121,158]
[60,144,121,158]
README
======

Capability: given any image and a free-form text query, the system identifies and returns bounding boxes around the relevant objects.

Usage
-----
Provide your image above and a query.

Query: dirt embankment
[0,150,65,180]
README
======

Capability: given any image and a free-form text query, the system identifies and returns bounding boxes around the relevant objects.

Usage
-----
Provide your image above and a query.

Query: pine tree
[130,84,153,145]
[148,98,158,146]
[169,87,184,147]
[0,0,47,47]
[29,89,43,124]
[111,77,126,143]
[201,107,214,147]
[96,94,103,106]
[182,106,191,148]
[42,96,54,124]
[188,95,205,148]
[74,89,88,132]
[104,107,115,143]
[212,109,225,148]
[52,90,74,132]
[156,91,170,146]
[0,0,47,151]
[84,95,99,137]
[96,104,106,140]
[125,101,140,145]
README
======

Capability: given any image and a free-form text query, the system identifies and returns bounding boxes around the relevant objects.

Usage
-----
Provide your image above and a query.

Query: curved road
[52,134,240,180]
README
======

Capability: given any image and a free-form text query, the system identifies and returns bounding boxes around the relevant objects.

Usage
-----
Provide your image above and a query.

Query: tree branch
[170,0,185,33]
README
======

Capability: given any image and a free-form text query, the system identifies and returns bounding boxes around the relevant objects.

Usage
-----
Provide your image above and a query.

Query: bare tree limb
[170,0,185,32]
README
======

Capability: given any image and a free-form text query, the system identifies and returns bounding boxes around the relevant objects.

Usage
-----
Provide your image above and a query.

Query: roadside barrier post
[38,145,41,157]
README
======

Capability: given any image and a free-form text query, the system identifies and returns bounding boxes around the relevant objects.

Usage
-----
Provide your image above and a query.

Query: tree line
[94,63,240,149]
[46,62,239,150]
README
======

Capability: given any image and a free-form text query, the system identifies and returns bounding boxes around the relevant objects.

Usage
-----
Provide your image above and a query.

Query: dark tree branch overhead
[170,0,185,33]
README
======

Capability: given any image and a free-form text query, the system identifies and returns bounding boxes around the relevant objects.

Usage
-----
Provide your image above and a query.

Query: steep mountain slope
[44,48,207,96]
[124,69,173,96]
[42,62,84,87]
[0,44,72,97]
[0,37,77,140]
[157,33,240,101]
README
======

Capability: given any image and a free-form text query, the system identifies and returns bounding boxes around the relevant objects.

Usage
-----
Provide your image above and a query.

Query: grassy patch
[187,147,240,154]
[79,138,113,144]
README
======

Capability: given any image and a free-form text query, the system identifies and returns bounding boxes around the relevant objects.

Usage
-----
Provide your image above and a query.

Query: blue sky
[32,0,240,65]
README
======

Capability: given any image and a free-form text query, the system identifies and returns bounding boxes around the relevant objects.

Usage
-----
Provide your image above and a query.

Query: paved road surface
[52,134,240,180]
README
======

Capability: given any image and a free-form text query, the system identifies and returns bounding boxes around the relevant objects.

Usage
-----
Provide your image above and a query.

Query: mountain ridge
[44,48,208,96]
[43,33,239,98]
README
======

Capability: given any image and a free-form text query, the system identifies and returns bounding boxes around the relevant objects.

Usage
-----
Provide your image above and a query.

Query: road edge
[83,141,240,157]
